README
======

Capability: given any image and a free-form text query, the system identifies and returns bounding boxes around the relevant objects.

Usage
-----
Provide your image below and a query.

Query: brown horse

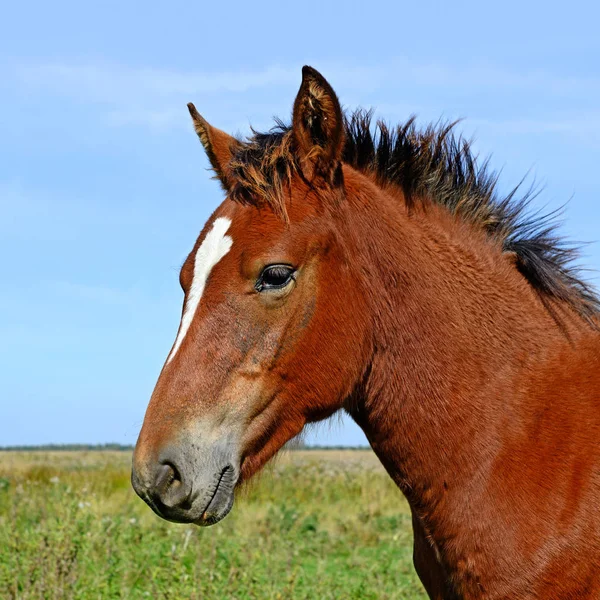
[132,66,600,598]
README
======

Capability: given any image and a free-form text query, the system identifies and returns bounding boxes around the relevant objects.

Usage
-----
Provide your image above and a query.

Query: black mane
[229,109,599,323]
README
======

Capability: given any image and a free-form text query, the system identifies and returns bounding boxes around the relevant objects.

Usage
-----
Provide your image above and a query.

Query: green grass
[0,450,426,599]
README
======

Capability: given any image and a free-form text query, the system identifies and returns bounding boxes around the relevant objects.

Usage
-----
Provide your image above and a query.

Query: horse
[131,66,600,599]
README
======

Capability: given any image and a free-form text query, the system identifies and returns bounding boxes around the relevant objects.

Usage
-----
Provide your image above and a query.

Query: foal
[132,66,600,598]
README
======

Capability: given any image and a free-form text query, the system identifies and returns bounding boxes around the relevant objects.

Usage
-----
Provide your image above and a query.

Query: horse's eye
[256,265,295,292]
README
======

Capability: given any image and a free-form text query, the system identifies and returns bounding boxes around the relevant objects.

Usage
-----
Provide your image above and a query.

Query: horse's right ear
[291,66,345,184]
[187,103,241,191]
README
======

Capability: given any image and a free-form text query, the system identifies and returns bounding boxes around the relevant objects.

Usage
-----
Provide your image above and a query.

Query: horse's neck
[344,182,592,572]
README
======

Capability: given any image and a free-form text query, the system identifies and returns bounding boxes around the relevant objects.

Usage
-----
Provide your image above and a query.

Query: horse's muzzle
[131,442,239,526]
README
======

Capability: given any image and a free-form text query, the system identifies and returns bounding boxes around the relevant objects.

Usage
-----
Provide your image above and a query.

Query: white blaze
[166,217,233,364]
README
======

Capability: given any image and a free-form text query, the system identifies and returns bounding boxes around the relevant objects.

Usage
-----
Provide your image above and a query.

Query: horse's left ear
[292,66,345,184]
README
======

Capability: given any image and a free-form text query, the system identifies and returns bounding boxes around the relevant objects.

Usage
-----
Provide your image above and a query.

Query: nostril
[155,462,178,493]
[154,462,190,509]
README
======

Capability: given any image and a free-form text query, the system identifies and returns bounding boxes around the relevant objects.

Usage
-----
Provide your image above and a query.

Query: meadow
[0,450,426,599]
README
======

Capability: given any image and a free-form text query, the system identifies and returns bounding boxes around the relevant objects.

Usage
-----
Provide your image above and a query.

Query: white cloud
[14,59,600,101]
[470,114,600,141]
[49,280,137,305]
[104,107,185,130]
[7,58,600,135]
[14,63,300,102]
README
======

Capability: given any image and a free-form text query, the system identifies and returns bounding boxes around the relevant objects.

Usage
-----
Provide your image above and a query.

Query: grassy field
[0,450,426,599]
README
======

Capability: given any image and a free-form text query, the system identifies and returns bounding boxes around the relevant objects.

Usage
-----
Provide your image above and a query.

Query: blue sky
[1,0,599,446]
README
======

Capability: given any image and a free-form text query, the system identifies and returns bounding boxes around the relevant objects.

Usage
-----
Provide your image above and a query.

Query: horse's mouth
[132,458,238,526]
[194,464,237,527]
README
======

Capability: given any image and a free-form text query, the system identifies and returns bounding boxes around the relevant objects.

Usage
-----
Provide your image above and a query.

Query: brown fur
[134,66,600,599]
[220,78,599,323]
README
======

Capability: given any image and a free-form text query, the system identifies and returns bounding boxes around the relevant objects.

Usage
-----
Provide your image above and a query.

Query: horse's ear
[292,66,345,183]
[187,103,241,190]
